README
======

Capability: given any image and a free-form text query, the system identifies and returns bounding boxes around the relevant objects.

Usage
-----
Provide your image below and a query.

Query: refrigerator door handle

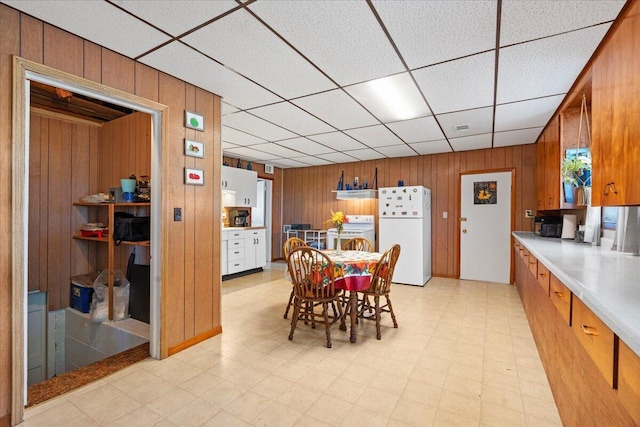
[460,217,467,221]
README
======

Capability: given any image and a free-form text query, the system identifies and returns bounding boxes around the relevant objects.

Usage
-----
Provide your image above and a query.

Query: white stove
[326,215,376,250]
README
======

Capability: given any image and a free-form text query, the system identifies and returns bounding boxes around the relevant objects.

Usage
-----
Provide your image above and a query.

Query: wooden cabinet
[73,202,150,320]
[549,274,571,325]
[535,116,561,211]
[536,263,550,296]
[222,166,258,207]
[618,339,640,425]
[591,0,640,206]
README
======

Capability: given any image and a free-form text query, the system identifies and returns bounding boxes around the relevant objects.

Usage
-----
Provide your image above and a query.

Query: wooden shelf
[73,201,151,207]
[332,189,378,200]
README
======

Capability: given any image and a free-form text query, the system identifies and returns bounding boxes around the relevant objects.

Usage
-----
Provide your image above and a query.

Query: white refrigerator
[378,186,431,286]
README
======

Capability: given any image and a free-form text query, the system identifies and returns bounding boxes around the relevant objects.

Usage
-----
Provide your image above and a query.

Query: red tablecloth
[324,250,382,292]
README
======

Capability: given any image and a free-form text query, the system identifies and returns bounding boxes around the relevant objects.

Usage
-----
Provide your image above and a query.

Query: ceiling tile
[344,73,430,123]
[386,116,445,143]
[495,95,564,132]
[140,42,281,109]
[344,148,386,161]
[290,156,333,166]
[373,0,497,69]
[222,103,240,115]
[222,126,267,146]
[112,0,238,37]
[317,152,360,164]
[497,25,610,104]
[501,0,625,46]
[413,52,495,114]
[276,137,334,156]
[182,9,336,99]
[307,132,368,151]
[493,127,543,147]
[271,158,313,168]
[436,107,494,139]
[223,112,297,141]
[409,140,453,155]
[3,0,171,58]
[291,90,378,130]
[449,133,492,151]
[344,125,403,148]
[222,141,239,150]
[225,146,280,161]
[248,1,404,86]
[248,103,335,135]
[250,143,305,158]
[375,144,418,158]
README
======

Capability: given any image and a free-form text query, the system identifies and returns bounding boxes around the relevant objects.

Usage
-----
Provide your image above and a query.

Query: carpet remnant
[27,342,149,407]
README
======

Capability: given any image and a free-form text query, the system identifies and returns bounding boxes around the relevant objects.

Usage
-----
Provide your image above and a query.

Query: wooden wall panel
[1,7,225,418]
[43,24,83,76]
[280,145,537,277]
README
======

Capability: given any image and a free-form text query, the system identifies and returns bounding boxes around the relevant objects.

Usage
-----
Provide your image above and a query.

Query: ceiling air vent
[455,124,470,132]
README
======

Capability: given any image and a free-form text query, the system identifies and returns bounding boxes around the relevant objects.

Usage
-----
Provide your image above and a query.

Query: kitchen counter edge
[513,231,640,357]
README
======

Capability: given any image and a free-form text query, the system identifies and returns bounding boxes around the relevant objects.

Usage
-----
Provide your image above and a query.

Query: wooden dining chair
[283,237,307,319]
[358,244,401,340]
[342,237,374,252]
[287,247,344,348]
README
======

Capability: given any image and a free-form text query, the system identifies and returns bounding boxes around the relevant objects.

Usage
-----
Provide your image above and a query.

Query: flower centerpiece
[326,210,348,254]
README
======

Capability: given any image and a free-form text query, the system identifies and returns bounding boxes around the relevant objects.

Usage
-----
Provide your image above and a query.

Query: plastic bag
[90,269,130,322]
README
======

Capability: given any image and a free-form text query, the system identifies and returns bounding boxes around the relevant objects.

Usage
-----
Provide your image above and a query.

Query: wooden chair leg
[284,288,294,319]
[386,295,398,328]
[374,295,382,340]
[322,302,332,348]
[289,298,302,341]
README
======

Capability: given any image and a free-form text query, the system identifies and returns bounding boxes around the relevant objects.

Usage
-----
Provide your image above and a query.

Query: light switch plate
[174,208,182,221]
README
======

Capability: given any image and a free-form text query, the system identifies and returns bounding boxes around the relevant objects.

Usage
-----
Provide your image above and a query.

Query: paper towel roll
[561,214,577,239]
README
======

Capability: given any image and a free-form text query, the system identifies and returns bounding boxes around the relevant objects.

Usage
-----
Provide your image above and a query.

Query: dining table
[324,250,382,343]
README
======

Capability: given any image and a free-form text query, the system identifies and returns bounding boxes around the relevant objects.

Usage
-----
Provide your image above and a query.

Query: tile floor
[21,262,562,426]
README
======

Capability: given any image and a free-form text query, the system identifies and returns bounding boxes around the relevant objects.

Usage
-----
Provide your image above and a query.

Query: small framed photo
[185,168,204,185]
[185,110,205,131]
[184,139,204,158]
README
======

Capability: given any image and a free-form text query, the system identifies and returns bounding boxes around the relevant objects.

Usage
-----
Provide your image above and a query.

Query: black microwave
[534,216,562,238]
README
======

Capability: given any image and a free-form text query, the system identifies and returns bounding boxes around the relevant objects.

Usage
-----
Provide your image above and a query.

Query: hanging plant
[561,155,591,186]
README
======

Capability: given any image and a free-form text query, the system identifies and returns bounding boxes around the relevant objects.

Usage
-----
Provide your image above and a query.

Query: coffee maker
[233,209,249,227]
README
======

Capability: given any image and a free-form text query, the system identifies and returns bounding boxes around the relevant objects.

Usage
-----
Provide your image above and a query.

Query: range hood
[332,189,378,200]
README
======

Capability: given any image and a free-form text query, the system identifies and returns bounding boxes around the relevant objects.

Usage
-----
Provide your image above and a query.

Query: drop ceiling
[2,0,626,169]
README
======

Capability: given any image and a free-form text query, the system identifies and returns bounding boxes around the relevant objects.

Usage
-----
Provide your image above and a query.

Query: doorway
[12,57,166,423]
[254,179,273,262]
[459,170,514,284]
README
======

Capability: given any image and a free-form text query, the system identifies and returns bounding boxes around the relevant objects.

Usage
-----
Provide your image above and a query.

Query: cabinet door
[535,140,545,211]
[544,121,560,210]
[236,169,258,207]
[591,14,640,206]
[255,229,266,268]
[244,234,257,270]
[221,240,228,276]
[221,166,234,191]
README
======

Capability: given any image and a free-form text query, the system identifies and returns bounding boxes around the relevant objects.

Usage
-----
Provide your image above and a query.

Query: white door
[460,171,512,283]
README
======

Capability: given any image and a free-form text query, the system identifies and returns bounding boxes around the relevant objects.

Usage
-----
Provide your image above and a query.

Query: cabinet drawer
[523,248,530,264]
[228,260,245,274]
[618,340,640,425]
[528,253,538,277]
[228,238,244,249]
[549,274,571,325]
[228,247,244,261]
[229,231,244,239]
[537,263,550,296]
[572,296,615,386]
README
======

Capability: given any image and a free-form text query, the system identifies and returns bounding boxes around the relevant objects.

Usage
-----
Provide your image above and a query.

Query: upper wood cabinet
[591,0,640,206]
[536,116,561,211]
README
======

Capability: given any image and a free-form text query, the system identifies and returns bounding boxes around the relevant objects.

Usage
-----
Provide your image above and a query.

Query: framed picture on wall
[184,139,204,158]
[185,168,204,185]
[185,110,205,131]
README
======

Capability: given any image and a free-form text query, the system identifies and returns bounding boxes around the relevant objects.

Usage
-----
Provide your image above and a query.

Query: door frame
[11,56,167,423]
[457,168,516,283]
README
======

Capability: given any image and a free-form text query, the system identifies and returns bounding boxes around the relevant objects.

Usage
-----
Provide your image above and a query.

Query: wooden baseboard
[167,326,222,356]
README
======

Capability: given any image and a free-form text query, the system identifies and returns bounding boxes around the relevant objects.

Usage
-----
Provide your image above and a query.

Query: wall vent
[455,124,470,132]
[264,164,274,174]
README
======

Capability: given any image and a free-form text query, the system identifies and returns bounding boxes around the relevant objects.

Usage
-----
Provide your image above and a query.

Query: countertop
[513,232,640,356]
[222,226,267,231]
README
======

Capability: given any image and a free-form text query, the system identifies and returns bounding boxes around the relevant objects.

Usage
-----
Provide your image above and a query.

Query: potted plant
[561,155,591,205]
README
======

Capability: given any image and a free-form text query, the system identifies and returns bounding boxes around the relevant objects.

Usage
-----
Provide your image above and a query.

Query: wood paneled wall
[281,146,537,277]
[0,5,222,419]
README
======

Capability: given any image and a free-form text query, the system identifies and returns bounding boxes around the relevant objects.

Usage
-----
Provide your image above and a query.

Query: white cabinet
[222,166,257,207]
[244,229,266,270]
[221,230,228,276]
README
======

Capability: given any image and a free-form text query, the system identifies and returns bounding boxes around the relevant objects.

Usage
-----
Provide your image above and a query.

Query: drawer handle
[539,273,547,277]
[581,325,599,336]
[554,291,563,298]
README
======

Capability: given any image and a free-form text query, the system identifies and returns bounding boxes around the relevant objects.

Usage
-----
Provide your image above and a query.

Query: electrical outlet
[174,207,182,221]
[442,211,448,219]
[525,210,534,218]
